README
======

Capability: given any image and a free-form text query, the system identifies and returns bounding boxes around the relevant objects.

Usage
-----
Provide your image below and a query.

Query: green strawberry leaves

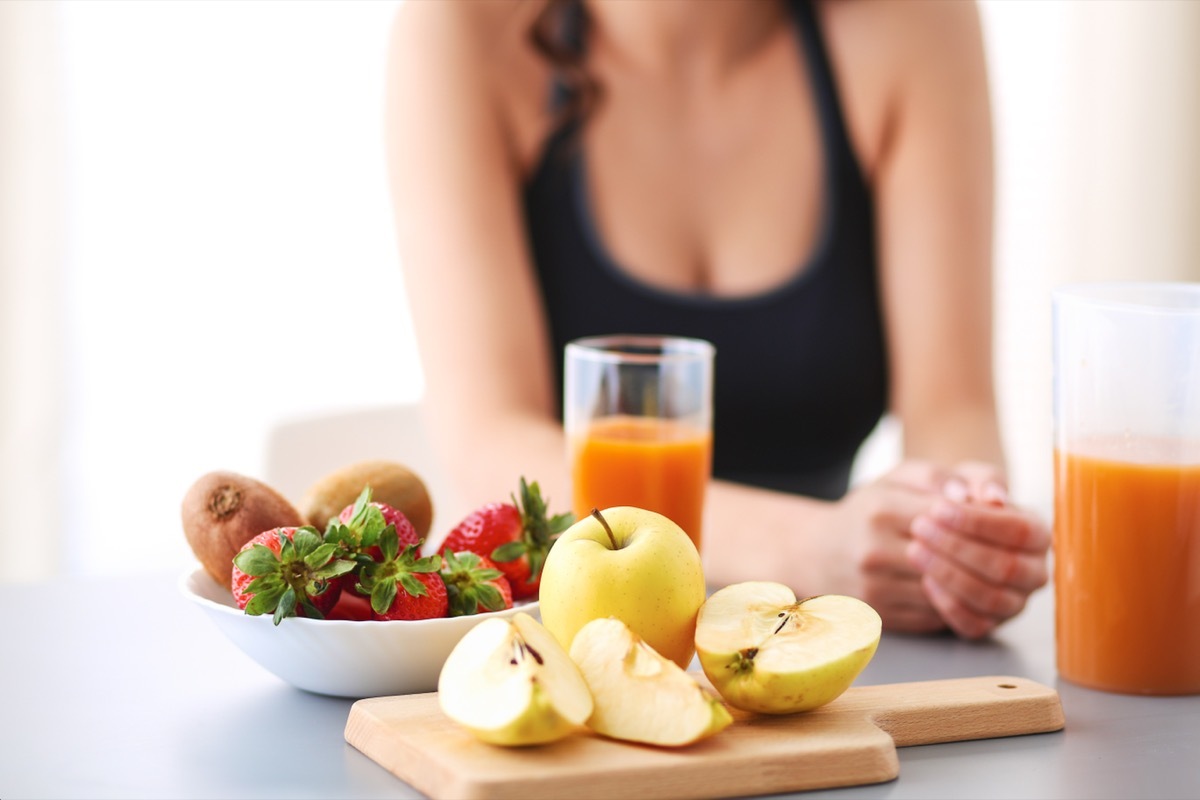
[489,478,575,585]
[358,524,441,616]
[490,540,528,564]
[233,527,356,625]
[441,549,507,617]
[324,487,388,553]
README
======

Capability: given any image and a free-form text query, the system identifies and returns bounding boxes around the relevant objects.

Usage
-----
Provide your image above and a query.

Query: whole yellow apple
[538,507,706,669]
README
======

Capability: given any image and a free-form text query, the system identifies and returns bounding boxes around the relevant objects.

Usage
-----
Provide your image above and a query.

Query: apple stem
[591,508,620,549]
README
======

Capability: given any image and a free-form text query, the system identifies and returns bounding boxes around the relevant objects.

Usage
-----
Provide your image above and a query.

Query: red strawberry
[370,571,447,621]
[327,591,374,621]
[231,526,354,624]
[440,477,574,600]
[439,549,514,617]
[356,524,448,621]
[324,487,421,597]
[337,498,420,554]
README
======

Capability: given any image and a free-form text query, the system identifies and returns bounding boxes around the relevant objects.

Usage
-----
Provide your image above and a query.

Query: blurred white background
[1,0,1197,582]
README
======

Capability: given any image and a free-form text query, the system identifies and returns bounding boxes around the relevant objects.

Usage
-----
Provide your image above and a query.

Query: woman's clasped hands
[827,461,1050,639]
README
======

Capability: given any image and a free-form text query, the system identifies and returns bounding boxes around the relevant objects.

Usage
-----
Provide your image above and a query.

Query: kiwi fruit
[301,459,433,540]
[181,471,305,590]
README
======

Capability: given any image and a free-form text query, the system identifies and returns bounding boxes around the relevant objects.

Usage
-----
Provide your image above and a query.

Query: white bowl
[179,566,539,698]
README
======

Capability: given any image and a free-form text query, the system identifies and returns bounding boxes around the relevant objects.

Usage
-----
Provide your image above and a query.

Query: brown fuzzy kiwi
[301,459,433,540]
[181,471,305,590]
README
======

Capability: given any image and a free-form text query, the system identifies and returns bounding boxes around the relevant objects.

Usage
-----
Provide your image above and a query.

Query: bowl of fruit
[178,464,569,698]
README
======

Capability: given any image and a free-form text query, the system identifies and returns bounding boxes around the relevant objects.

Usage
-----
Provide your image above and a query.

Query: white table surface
[2,570,1198,799]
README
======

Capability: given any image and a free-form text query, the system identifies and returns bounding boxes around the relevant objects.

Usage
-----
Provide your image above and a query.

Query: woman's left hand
[904,464,1051,639]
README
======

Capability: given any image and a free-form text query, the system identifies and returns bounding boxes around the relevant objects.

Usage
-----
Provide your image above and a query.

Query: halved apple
[569,617,733,747]
[437,612,593,746]
[695,582,881,715]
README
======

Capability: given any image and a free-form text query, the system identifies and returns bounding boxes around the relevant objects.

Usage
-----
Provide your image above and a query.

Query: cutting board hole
[997,683,1017,689]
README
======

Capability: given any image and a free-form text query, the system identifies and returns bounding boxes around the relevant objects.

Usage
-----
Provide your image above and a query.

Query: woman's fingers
[883,459,1007,507]
[857,569,947,634]
[945,461,1009,505]
[904,500,1051,637]
[923,499,1051,554]
[919,573,1005,640]
[907,539,1031,618]
[910,512,1050,592]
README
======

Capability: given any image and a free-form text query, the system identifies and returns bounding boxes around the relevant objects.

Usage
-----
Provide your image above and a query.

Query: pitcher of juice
[564,335,714,552]
[1052,282,1200,695]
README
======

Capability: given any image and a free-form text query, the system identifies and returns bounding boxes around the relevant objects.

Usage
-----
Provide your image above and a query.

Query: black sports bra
[522,0,887,500]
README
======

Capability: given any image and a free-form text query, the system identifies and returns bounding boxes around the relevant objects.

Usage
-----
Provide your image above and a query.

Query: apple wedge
[437,612,593,746]
[570,617,733,747]
[695,582,881,715]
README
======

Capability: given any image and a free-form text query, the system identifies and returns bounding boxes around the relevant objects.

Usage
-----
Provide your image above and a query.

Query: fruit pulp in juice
[1054,445,1200,694]
[571,416,711,551]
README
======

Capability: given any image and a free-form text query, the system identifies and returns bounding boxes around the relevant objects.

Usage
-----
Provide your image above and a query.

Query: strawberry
[327,591,374,621]
[356,523,447,620]
[324,487,421,596]
[336,492,421,554]
[440,477,574,600]
[439,549,513,617]
[231,526,355,625]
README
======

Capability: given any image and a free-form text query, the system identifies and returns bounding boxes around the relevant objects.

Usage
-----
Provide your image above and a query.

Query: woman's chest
[506,16,889,300]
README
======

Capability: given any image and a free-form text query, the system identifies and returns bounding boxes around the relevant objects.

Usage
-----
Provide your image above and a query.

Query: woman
[384,0,1049,639]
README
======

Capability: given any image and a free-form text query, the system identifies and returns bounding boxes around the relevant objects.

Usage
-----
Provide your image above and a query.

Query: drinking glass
[1052,282,1200,695]
[564,335,714,552]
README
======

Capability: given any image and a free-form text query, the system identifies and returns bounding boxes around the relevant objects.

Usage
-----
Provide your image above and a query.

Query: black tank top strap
[789,0,861,178]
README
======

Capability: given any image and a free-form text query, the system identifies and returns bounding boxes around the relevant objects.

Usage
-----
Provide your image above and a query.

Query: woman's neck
[582,0,789,84]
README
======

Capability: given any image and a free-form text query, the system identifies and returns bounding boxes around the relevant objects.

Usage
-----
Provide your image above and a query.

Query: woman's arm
[873,0,1000,467]
[868,0,1049,638]
[385,3,571,512]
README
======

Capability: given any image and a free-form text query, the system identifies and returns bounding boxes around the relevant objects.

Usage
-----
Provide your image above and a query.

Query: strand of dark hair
[529,0,603,131]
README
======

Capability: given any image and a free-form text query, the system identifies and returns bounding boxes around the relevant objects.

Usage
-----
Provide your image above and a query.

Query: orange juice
[570,416,711,551]
[1054,446,1200,694]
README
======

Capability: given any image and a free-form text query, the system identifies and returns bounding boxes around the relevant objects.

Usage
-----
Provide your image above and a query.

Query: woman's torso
[490,0,896,498]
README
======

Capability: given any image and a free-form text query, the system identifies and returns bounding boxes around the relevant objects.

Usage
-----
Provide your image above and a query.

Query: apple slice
[437,612,593,746]
[569,617,733,747]
[695,582,881,715]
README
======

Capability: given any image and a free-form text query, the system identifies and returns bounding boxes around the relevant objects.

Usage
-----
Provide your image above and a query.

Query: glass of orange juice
[1053,282,1200,695]
[564,335,714,552]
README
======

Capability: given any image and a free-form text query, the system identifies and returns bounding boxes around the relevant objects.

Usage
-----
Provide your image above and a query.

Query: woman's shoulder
[389,1,545,89]
[816,0,986,174]
[388,1,551,167]
[819,0,984,72]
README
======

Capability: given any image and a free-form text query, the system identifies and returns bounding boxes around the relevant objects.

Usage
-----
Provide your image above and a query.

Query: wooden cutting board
[345,674,1064,799]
